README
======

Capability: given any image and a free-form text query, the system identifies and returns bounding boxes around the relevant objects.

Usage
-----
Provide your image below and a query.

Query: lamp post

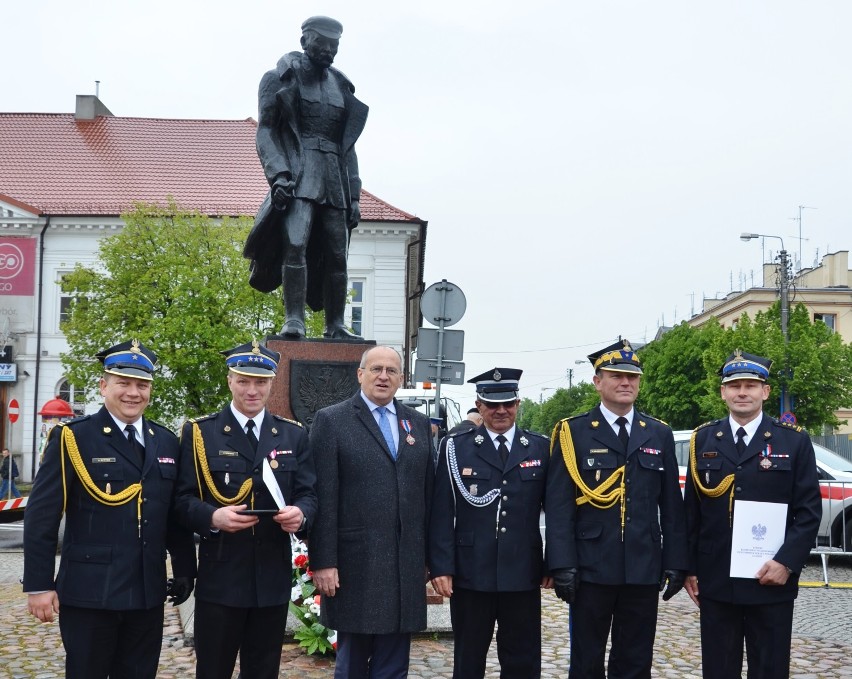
[740,232,792,415]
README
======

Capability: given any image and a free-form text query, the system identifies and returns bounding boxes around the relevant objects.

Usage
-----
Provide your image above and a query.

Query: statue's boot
[323,272,362,340]
[281,265,307,339]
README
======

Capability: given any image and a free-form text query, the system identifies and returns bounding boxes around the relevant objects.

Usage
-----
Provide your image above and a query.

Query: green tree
[60,200,320,424]
[532,382,599,435]
[640,303,852,431]
[637,320,724,429]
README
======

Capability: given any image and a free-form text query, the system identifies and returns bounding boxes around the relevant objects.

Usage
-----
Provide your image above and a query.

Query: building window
[814,313,836,332]
[57,272,73,329]
[349,280,365,336]
[57,379,86,416]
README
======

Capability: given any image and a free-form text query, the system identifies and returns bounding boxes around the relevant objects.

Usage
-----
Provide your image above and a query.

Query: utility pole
[567,368,574,389]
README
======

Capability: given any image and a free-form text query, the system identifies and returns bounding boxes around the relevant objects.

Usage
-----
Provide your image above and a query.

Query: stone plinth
[266,337,375,426]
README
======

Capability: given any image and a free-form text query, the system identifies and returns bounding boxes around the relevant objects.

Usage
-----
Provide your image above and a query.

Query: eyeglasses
[480,400,518,410]
[367,366,400,377]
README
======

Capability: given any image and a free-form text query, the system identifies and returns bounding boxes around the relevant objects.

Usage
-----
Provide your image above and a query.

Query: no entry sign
[8,398,19,423]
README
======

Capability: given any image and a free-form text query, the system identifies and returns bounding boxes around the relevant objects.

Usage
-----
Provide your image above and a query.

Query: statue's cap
[96,339,157,381]
[221,340,280,378]
[302,16,343,40]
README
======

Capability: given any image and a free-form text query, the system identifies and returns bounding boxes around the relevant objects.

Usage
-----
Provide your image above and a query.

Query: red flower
[294,554,308,568]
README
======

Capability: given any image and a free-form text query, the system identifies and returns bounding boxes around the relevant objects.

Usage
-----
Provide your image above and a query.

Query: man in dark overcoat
[684,350,821,678]
[545,339,687,678]
[310,345,434,678]
[429,368,551,678]
[246,15,369,340]
[174,340,317,679]
[23,339,196,679]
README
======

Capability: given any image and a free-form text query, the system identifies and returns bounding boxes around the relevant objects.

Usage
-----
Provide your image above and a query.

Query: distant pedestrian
[0,448,21,499]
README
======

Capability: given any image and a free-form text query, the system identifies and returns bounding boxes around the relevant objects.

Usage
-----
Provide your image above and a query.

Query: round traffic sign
[8,398,19,423]
[780,411,797,426]
[420,280,466,327]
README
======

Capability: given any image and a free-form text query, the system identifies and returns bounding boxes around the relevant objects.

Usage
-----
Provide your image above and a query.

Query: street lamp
[540,387,557,404]
[740,232,792,415]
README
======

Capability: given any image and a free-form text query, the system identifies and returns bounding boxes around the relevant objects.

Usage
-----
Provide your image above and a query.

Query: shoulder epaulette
[638,411,668,426]
[521,429,549,440]
[190,413,216,424]
[774,419,804,433]
[272,413,303,428]
[694,419,720,433]
[448,428,475,439]
[60,414,91,427]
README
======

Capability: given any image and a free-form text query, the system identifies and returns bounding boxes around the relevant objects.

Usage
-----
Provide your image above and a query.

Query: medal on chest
[759,444,772,470]
[401,419,415,445]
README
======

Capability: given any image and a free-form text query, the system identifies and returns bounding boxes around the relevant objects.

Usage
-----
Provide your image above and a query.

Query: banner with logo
[0,238,36,296]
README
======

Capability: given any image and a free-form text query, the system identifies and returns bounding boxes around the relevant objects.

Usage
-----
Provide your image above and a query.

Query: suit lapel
[504,429,530,471]
[473,426,504,472]
[99,407,142,470]
[220,408,255,466]
[141,418,157,473]
[353,394,396,460]
[588,406,622,455]
[714,422,739,465]
[629,415,652,457]
[741,415,773,463]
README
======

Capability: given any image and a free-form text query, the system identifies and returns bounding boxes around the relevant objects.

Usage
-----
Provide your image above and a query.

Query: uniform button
[626,497,631,503]
[736,486,742,492]
[501,511,507,516]
[500,527,506,533]
[502,496,508,501]
[254,468,259,474]
[737,466,742,470]
[103,474,108,478]
[144,520,149,525]
[503,480,508,486]
[143,498,148,503]
[626,516,631,522]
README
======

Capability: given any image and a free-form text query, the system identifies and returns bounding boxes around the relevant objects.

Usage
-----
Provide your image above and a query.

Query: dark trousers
[699,597,794,679]
[59,603,164,679]
[334,631,412,679]
[568,583,659,679]
[450,587,541,679]
[193,598,287,679]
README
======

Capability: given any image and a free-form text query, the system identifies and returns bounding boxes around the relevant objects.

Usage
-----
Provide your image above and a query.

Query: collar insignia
[474,435,484,445]
[591,420,600,429]
[520,436,529,446]
[103,426,112,434]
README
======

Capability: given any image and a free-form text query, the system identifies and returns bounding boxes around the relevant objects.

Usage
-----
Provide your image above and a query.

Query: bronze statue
[244,16,368,339]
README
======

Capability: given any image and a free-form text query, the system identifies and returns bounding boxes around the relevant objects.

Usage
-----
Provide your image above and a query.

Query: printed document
[730,500,787,578]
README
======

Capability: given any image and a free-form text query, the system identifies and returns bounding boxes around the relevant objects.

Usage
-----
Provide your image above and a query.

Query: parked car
[673,430,852,551]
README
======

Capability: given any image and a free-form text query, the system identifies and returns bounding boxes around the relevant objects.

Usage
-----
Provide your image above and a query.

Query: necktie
[125,424,144,464]
[377,406,397,459]
[616,416,630,451]
[736,427,747,457]
[496,434,510,467]
[246,419,259,453]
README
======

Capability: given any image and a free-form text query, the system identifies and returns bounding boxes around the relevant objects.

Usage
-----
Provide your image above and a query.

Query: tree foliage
[60,201,322,424]
[518,382,599,436]
[637,303,852,431]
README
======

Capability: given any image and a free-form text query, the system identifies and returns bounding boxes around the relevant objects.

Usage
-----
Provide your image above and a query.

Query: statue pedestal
[266,337,375,426]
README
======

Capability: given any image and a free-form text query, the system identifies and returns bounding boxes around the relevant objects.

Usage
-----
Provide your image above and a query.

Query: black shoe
[282,319,306,338]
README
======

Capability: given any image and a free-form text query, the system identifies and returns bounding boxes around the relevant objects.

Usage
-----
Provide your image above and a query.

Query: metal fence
[812,434,852,462]
[810,479,852,585]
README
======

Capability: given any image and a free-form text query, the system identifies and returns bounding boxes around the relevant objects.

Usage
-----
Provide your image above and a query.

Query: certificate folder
[730,500,787,579]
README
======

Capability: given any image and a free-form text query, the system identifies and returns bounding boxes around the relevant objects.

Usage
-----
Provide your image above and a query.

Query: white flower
[303,609,313,620]
[309,602,321,615]
[291,585,303,602]
[301,572,311,583]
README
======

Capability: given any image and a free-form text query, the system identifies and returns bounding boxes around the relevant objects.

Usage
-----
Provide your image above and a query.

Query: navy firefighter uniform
[545,340,687,679]
[429,368,550,679]
[174,340,317,679]
[23,340,197,679]
[684,350,821,679]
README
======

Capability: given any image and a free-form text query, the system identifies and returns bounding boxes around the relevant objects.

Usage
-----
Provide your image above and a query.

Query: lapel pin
[224,425,231,432]
[272,427,278,435]
[764,431,771,438]
[716,431,723,438]
[148,428,154,436]
[520,436,529,447]
[591,420,600,429]
[474,435,484,445]
[639,421,646,428]
[103,426,112,434]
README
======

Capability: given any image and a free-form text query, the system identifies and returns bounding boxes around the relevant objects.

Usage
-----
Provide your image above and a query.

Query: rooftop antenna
[795,205,817,271]
[95,80,100,98]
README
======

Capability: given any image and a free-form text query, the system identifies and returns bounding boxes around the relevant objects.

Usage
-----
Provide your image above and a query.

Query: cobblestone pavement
[1,551,850,678]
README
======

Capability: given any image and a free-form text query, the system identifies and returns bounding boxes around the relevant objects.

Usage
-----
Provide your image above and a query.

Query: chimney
[75,95,114,121]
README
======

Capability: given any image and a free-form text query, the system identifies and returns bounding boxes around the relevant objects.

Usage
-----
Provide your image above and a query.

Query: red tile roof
[0,112,419,222]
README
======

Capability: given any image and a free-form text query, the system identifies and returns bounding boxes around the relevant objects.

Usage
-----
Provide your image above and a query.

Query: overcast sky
[4,1,851,408]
